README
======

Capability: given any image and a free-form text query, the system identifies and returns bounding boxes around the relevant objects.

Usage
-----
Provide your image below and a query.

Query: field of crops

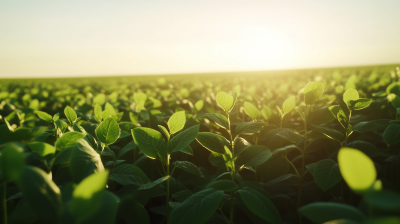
[1,64,400,224]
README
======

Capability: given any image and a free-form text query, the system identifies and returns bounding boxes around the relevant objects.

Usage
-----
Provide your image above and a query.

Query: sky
[1,0,400,78]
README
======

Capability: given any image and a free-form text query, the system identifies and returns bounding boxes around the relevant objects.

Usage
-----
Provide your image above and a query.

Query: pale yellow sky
[1,0,400,78]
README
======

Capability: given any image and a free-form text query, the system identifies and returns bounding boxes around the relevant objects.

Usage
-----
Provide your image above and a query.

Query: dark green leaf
[0,143,25,182]
[55,131,86,151]
[27,142,56,158]
[311,125,345,142]
[206,180,238,192]
[138,176,170,190]
[172,190,193,203]
[196,113,229,130]
[383,124,400,146]
[299,202,366,223]
[174,161,204,177]
[235,121,266,136]
[158,125,170,140]
[110,164,149,186]
[169,125,199,154]
[132,127,166,161]
[352,119,391,133]
[364,190,400,211]
[55,119,68,133]
[196,132,229,154]
[237,145,272,167]
[312,159,342,192]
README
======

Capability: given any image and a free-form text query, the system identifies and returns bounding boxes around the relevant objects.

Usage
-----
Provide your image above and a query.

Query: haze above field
[1,0,400,78]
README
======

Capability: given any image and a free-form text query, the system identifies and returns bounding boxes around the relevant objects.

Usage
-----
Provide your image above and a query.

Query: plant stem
[1,181,6,224]
[285,155,300,177]
[226,112,236,224]
[133,147,136,164]
[166,154,170,223]
[344,110,352,147]
[297,106,309,224]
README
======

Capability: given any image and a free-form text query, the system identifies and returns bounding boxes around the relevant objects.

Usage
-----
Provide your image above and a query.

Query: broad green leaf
[96,117,121,146]
[70,139,105,183]
[132,127,166,161]
[174,161,204,177]
[386,82,400,95]
[270,145,300,160]
[17,166,61,220]
[194,100,204,111]
[387,93,400,108]
[311,124,345,142]
[55,131,86,151]
[119,122,136,132]
[168,188,224,224]
[93,93,106,105]
[275,128,303,143]
[172,190,193,202]
[261,105,273,121]
[347,141,385,158]
[29,99,39,110]
[222,145,234,171]
[282,96,295,114]
[364,190,400,211]
[64,106,77,124]
[383,124,400,146]
[129,112,139,123]
[70,171,109,222]
[312,159,342,192]
[234,137,252,157]
[55,119,68,133]
[196,132,230,154]
[179,145,194,156]
[158,125,170,140]
[303,82,324,105]
[216,91,236,112]
[235,121,266,136]
[0,143,25,182]
[119,131,131,138]
[307,106,335,125]
[329,105,348,129]
[338,147,376,194]
[119,198,150,224]
[244,101,260,120]
[169,125,199,154]
[53,113,60,121]
[117,141,136,159]
[352,119,391,133]
[343,88,359,108]
[150,97,162,108]
[168,111,186,134]
[133,92,147,112]
[364,217,400,224]
[238,187,281,224]
[102,102,117,120]
[36,111,53,122]
[206,180,238,192]
[94,104,102,123]
[27,142,56,158]
[138,175,170,190]
[236,145,272,167]
[208,152,225,168]
[82,191,119,224]
[196,113,229,130]
[109,164,149,186]
[350,98,372,110]
[299,202,366,223]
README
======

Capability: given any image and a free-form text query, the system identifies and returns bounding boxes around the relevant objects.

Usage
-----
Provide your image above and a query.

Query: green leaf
[64,105,77,124]
[138,175,170,190]
[109,164,149,186]
[352,119,391,133]
[282,96,295,114]
[179,145,193,156]
[70,139,105,183]
[307,106,335,125]
[17,166,61,220]
[169,188,224,224]
[386,82,400,95]
[196,113,229,130]
[150,97,162,108]
[172,190,193,202]
[194,100,204,111]
[36,111,53,122]
[261,105,273,121]
[102,102,117,120]
[93,93,106,105]
[222,146,234,171]
[244,101,260,120]
[235,121,266,136]
[303,82,324,105]
[168,111,186,134]
[158,125,170,141]
[117,141,136,159]
[27,142,56,158]
[206,180,238,192]
[338,147,376,194]
[312,159,342,192]
[55,131,86,151]
[329,105,348,129]
[238,187,281,224]
[387,93,400,108]
[383,124,400,146]
[70,171,109,222]
[53,113,60,121]
[311,125,345,142]
[343,88,359,109]
[216,91,236,112]
[300,202,366,223]
[347,141,385,158]
[350,98,372,110]
[119,198,150,224]
[196,132,230,154]
[94,104,102,123]
[174,161,204,177]
[236,145,272,167]
[133,92,147,112]
[168,125,199,154]
[95,117,121,146]
[270,145,300,160]
[55,119,68,133]
[364,190,400,211]
[0,143,25,182]
[132,127,166,161]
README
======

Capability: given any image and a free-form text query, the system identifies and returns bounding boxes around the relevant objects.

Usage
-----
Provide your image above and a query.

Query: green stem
[344,110,352,147]
[297,106,309,224]
[255,132,259,181]
[219,208,230,224]
[229,193,234,224]
[0,181,6,224]
[255,166,258,182]
[280,115,283,128]
[166,154,170,223]
[133,147,136,164]
[285,155,300,177]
